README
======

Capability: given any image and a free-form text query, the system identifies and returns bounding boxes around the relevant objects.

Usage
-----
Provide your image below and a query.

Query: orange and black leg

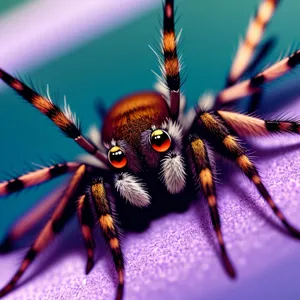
[77,194,95,274]
[0,184,66,253]
[0,165,86,298]
[0,69,109,167]
[226,0,280,87]
[215,49,300,106]
[224,0,280,112]
[189,135,236,278]
[0,162,79,196]
[90,178,124,300]
[197,111,300,237]
[0,162,78,252]
[163,0,181,120]
[217,110,300,138]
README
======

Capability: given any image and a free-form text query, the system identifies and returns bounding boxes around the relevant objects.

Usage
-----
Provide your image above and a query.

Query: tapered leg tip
[85,260,94,275]
[227,267,237,279]
[283,222,300,239]
[290,229,300,239]
[0,286,10,298]
[221,251,237,279]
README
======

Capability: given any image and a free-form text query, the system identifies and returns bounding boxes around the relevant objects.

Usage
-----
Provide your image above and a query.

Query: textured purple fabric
[1,95,300,299]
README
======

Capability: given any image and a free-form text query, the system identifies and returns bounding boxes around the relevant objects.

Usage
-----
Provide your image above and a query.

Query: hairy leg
[90,178,124,300]
[0,165,86,297]
[189,135,236,277]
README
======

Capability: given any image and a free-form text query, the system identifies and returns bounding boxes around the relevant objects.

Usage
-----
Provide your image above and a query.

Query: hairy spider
[1,0,300,299]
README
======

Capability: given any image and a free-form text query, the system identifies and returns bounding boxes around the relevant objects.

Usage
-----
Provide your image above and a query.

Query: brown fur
[102,92,170,148]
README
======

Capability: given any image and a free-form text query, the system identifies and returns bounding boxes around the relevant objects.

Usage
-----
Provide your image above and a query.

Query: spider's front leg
[89,178,124,300]
[163,0,181,120]
[0,162,79,252]
[0,184,66,253]
[188,135,236,278]
[0,162,79,196]
[0,165,86,298]
[77,194,95,274]
[197,111,300,237]
[0,69,109,167]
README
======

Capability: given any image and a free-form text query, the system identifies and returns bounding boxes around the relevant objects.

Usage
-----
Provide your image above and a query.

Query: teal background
[1,0,300,243]
[0,0,27,13]
[0,2,300,299]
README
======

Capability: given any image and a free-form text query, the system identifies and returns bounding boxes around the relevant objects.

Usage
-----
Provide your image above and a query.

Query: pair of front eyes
[108,129,171,168]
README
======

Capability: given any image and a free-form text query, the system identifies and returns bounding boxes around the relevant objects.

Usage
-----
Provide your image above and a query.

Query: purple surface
[1,95,300,300]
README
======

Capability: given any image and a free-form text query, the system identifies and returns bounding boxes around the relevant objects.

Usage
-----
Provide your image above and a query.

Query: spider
[1,0,300,299]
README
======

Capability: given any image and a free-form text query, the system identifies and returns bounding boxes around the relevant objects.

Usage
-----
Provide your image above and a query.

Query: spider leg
[0,69,109,168]
[90,178,124,300]
[197,111,300,237]
[0,184,66,253]
[215,49,300,106]
[163,0,181,120]
[77,194,95,274]
[0,162,79,196]
[226,0,280,87]
[217,110,300,137]
[0,165,86,298]
[189,135,236,278]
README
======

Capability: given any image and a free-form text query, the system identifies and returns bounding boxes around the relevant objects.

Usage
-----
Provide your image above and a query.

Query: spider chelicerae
[1,0,300,299]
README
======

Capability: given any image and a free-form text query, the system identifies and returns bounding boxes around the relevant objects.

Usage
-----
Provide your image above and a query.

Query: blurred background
[0,0,300,299]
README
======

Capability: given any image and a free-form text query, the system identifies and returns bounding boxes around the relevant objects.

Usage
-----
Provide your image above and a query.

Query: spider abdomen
[101,92,170,148]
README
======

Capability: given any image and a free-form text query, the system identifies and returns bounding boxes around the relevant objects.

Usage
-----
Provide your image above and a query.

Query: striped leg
[217,110,300,137]
[215,49,300,106]
[226,0,280,86]
[90,178,124,300]
[0,69,109,168]
[189,135,236,278]
[163,0,181,120]
[77,194,95,274]
[0,165,86,298]
[225,36,276,112]
[0,162,79,196]
[0,184,66,253]
[224,0,279,113]
[197,111,300,237]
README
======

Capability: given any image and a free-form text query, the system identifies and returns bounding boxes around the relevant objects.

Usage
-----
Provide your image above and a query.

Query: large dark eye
[150,129,171,152]
[108,146,127,168]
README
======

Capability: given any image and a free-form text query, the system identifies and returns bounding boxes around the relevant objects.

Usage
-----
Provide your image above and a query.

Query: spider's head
[100,92,186,197]
[141,119,186,194]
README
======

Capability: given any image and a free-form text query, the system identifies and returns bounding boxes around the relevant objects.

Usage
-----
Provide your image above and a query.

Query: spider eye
[108,146,127,168]
[150,129,171,152]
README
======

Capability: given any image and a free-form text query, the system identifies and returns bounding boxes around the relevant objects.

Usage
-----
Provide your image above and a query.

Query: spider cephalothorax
[1,0,300,299]
[101,91,186,196]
